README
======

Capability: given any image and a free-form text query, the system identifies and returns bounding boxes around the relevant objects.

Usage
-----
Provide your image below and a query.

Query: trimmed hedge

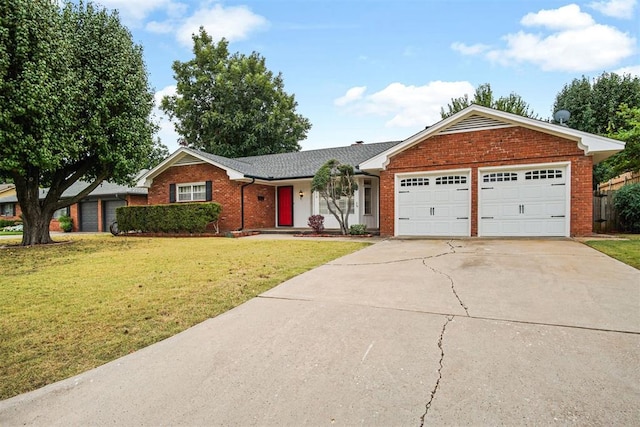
[116,203,222,234]
[0,219,20,228]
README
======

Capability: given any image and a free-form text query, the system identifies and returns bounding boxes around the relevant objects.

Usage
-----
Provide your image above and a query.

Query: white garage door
[397,173,470,236]
[479,166,568,237]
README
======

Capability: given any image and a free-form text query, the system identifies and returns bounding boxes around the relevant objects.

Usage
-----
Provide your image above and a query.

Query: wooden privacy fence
[593,191,618,233]
[593,171,640,233]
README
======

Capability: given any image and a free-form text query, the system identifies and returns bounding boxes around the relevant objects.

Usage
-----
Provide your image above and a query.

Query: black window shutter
[169,184,176,203]
[12,203,16,216]
[205,181,212,201]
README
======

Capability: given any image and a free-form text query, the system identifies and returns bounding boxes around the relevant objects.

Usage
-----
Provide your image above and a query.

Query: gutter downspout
[239,178,256,231]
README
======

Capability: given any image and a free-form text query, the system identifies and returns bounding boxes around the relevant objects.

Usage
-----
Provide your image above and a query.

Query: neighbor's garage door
[479,165,568,237]
[396,172,470,236]
[104,200,126,231]
[79,201,98,232]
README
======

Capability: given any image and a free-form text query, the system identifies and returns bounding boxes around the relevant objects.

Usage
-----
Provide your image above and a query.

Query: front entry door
[277,186,294,226]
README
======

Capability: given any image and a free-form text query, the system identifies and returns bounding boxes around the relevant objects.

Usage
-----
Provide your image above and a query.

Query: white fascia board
[136,147,246,186]
[137,147,190,187]
[359,104,626,171]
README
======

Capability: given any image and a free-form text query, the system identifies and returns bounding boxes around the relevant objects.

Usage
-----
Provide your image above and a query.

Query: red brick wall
[380,126,593,237]
[127,194,148,206]
[148,163,276,231]
[243,184,276,229]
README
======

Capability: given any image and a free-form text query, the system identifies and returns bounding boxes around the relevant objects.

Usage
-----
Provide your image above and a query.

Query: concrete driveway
[1,238,638,425]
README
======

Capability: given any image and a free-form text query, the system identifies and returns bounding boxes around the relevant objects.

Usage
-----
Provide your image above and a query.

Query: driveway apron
[1,238,638,426]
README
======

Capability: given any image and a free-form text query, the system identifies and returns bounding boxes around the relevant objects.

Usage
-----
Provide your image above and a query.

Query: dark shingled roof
[0,175,147,204]
[186,140,403,180]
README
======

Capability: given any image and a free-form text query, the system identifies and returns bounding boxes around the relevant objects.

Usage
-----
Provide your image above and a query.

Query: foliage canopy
[552,72,640,185]
[161,29,311,158]
[0,0,156,245]
[440,83,537,119]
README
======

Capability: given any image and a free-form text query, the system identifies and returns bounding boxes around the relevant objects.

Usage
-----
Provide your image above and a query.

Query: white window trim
[177,181,207,202]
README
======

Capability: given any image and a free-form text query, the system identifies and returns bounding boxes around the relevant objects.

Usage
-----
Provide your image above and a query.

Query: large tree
[552,72,640,185]
[161,29,311,158]
[598,105,640,182]
[440,83,537,119]
[0,1,155,245]
[311,159,357,235]
[552,72,640,134]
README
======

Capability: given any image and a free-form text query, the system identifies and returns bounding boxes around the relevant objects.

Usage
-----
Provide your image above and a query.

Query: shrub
[349,224,367,235]
[613,182,640,232]
[0,219,18,228]
[307,215,325,234]
[117,203,222,234]
[58,215,73,232]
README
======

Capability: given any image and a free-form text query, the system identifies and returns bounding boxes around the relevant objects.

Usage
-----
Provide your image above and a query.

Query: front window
[53,207,69,219]
[319,197,355,215]
[177,183,206,202]
[0,203,14,216]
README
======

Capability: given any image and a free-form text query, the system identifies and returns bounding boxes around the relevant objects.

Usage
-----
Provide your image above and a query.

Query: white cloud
[335,81,475,128]
[521,4,595,30]
[146,21,175,34]
[153,86,182,152]
[451,42,490,55]
[334,86,367,106]
[454,4,636,72]
[613,64,640,76]
[176,4,268,47]
[97,0,185,26]
[589,0,637,19]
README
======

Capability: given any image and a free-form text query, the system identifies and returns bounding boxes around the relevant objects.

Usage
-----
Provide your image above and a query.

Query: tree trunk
[13,172,56,246]
[21,209,54,245]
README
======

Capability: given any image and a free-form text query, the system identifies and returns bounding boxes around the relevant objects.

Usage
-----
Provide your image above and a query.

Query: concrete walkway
[1,238,638,425]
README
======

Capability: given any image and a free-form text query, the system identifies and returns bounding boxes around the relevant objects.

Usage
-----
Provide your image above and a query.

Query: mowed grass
[585,234,640,269]
[0,235,369,399]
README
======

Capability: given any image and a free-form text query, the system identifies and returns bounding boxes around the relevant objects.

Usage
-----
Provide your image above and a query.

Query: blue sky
[95,0,639,153]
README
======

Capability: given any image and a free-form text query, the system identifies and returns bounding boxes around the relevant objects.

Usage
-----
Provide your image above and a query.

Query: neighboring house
[0,180,147,232]
[140,105,625,237]
[0,184,17,218]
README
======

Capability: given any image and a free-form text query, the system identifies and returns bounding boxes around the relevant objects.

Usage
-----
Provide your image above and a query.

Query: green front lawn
[585,234,640,269]
[0,231,22,236]
[0,235,369,400]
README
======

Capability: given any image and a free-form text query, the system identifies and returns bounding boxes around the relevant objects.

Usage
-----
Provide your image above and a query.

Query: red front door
[277,186,294,226]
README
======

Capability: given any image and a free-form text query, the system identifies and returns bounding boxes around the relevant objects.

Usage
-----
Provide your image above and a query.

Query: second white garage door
[479,165,569,237]
[396,172,470,236]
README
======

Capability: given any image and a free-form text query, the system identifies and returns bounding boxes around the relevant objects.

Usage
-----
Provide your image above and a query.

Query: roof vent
[352,140,364,145]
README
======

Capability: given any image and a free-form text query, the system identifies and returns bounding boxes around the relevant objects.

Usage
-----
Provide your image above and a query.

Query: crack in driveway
[420,315,454,426]
[422,240,470,317]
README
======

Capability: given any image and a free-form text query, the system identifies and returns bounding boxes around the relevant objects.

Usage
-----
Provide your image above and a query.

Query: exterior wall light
[299,190,304,199]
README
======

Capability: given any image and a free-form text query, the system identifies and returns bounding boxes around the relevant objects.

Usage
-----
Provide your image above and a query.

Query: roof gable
[360,105,626,170]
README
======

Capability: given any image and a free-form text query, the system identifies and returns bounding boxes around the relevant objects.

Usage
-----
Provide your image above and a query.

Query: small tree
[311,160,357,235]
